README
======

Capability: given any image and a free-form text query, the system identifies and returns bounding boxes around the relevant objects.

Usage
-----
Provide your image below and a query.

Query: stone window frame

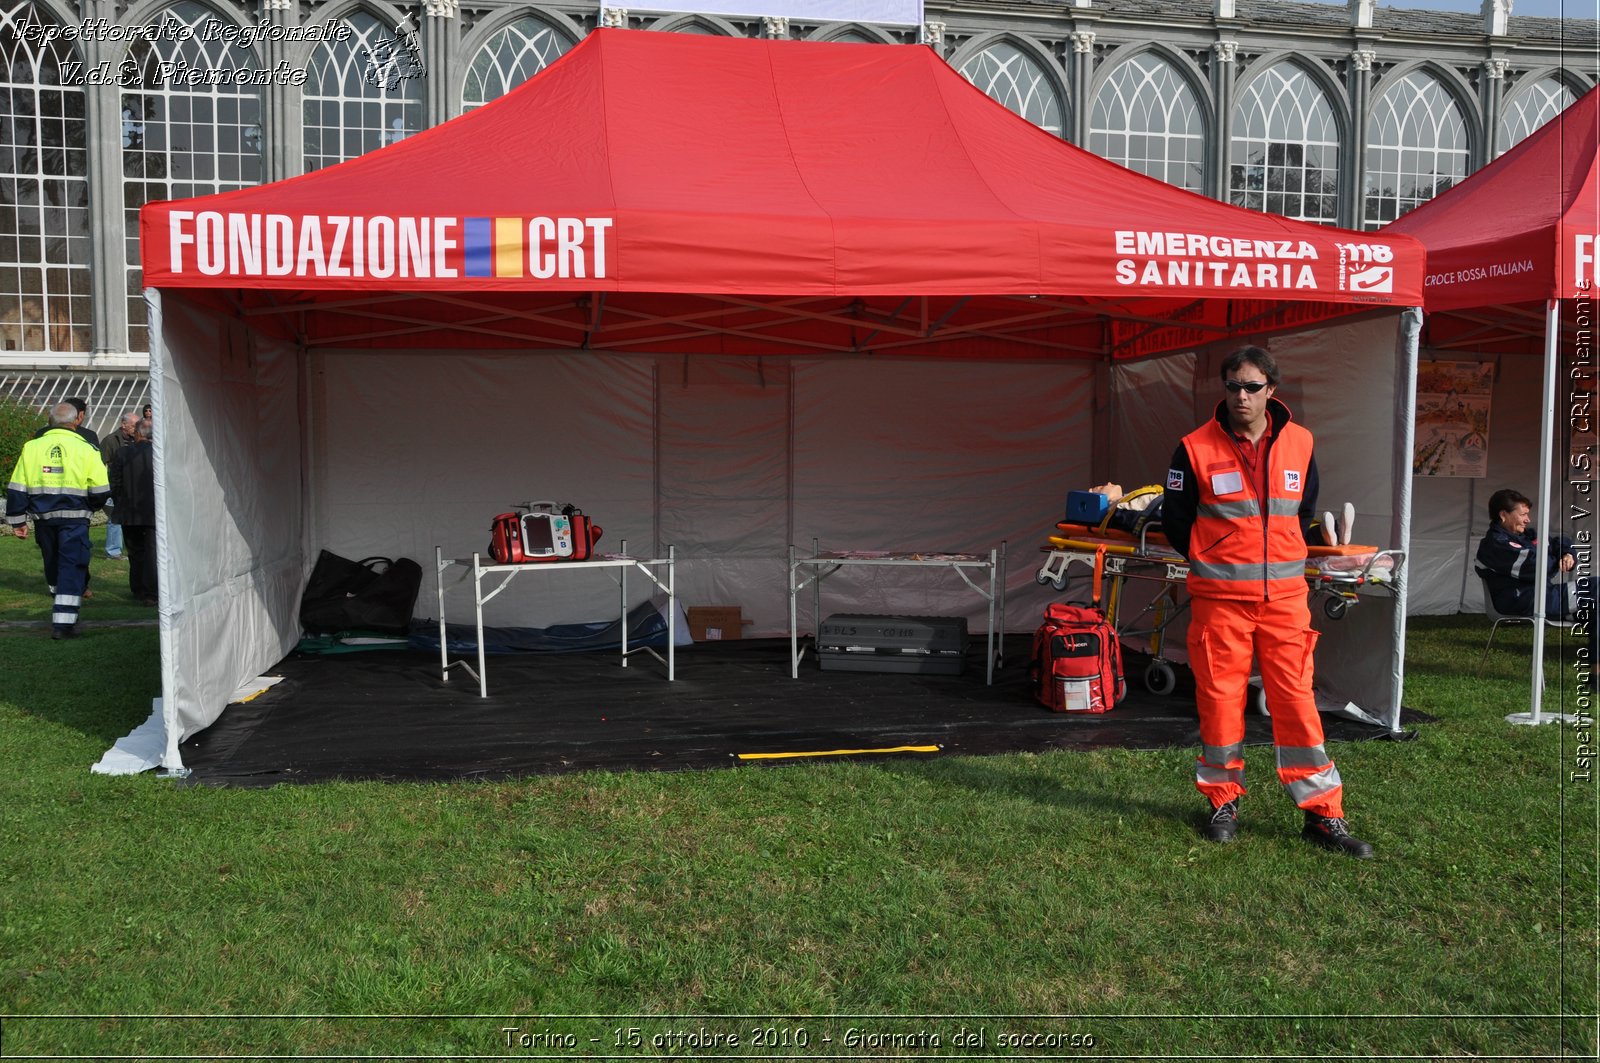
[0,0,93,354]
[1088,44,1210,193]
[301,3,426,172]
[1228,56,1345,224]
[950,33,1069,139]
[120,0,263,352]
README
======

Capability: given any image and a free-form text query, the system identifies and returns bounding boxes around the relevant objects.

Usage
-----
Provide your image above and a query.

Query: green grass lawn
[0,526,1594,1059]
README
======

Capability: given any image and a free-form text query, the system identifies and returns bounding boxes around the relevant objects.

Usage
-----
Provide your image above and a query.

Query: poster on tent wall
[1413,360,1494,477]
[607,0,923,25]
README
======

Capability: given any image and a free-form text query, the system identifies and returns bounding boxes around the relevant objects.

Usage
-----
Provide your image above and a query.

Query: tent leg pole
[986,546,997,686]
[999,539,1008,668]
[436,546,448,683]
[812,536,820,656]
[475,553,488,699]
[1508,299,1572,726]
[1390,307,1421,734]
[667,544,675,682]
[619,538,629,670]
[788,543,799,679]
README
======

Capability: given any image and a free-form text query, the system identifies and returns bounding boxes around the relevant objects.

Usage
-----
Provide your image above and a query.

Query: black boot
[51,624,77,640]
[1302,811,1373,858]
[1203,799,1239,843]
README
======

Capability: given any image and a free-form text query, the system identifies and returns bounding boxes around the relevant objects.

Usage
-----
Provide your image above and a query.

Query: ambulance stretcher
[1035,521,1404,695]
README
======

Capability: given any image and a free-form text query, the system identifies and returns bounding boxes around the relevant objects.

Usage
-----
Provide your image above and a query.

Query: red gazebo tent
[139,29,1422,357]
[1385,86,1600,723]
[108,30,1427,774]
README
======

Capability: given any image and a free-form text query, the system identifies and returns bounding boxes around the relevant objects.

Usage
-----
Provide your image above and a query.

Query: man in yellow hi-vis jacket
[1161,347,1373,859]
[6,403,111,639]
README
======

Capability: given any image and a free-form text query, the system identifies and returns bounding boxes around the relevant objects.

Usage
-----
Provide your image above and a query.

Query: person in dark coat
[32,397,99,447]
[1477,486,1595,684]
[99,410,139,559]
[110,418,157,605]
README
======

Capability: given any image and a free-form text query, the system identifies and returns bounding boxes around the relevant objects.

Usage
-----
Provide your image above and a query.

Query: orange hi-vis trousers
[1186,592,1344,818]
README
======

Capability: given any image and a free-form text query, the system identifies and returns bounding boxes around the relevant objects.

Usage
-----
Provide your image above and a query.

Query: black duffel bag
[299,550,422,636]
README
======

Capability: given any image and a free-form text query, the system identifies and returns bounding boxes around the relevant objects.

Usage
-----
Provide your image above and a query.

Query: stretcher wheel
[1323,596,1349,620]
[1035,571,1052,586]
[1051,574,1069,591]
[1144,660,1176,696]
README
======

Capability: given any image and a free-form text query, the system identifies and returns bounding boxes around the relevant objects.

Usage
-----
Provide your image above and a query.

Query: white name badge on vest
[1284,469,1303,493]
[1210,470,1243,496]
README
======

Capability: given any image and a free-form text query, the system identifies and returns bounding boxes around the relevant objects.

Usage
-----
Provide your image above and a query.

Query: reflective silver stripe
[1266,497,1302,516]
[7,480,25,492]
[1286,764,1343,805]
[1199,499,1260,519]
[1266,559,1309,580]
[1197,762,1245,788]
[1202,742,1244,767]
[36,510,92,521]
[1189,559,1307,582]
[1276,744,1331,771]
[1510,547,1530,580]
[49,486,92,498]
[51,611,76,624]
[56,595,82,607]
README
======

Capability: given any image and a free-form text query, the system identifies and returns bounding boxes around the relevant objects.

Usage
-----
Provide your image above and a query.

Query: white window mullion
[462,17,572,111]
[1,2,92,355]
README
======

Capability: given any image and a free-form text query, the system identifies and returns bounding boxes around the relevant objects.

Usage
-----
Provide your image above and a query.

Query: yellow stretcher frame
[1035,533,1406,696]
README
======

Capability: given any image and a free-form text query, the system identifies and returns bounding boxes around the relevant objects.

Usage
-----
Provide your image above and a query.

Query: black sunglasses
[1224,380,1269,394]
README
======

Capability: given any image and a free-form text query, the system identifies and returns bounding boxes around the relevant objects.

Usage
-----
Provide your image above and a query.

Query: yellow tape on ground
[737,745,941,761]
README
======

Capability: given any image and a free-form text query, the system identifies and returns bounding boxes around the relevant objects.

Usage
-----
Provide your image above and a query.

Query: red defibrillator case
[488,502,603,564]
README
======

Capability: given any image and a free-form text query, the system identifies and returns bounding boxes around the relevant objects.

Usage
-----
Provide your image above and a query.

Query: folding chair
[1477,569,1575,672]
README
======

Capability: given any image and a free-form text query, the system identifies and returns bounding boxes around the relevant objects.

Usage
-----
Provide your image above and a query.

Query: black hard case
[816,614,970,675]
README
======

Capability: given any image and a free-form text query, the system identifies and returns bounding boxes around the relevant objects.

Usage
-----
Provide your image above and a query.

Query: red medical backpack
[1030,603,1126,713]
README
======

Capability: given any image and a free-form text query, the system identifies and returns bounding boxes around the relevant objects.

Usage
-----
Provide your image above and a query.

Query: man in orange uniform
[1160,346,1372,858]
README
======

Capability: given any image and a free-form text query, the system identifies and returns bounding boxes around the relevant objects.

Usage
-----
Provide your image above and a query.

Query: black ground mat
[177,636,1418,787]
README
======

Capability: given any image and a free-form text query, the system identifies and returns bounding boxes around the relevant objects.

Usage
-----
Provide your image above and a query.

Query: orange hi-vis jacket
[1179,411,1314,601]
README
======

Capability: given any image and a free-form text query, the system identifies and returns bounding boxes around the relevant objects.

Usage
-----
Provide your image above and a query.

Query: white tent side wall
[1405,349,1565,615]
[1104,311,1417,728]
[104,297,1420,771]
[312,351,1099,637]
[135,291,306,772]
[313,351,658,629]
[1105,351,1196,490]
[788,359,1095,625]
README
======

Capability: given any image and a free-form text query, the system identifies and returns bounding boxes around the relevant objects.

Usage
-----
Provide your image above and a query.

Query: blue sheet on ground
[409,600,680,655]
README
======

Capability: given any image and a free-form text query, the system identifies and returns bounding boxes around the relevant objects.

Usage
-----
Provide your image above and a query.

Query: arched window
[462,16,572,111]
[1089,52,1205,192]
[1499,76,1575,152]
[1229,62,1339,223]
[121,1,263,352]
[1364,70,1469,225]
[303,9,425,172]
[823,30,877,44]
[0,2,91,354]
[957,41,1063,137]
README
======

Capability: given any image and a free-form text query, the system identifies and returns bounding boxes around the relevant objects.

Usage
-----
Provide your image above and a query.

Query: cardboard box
[687,605,744,641]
